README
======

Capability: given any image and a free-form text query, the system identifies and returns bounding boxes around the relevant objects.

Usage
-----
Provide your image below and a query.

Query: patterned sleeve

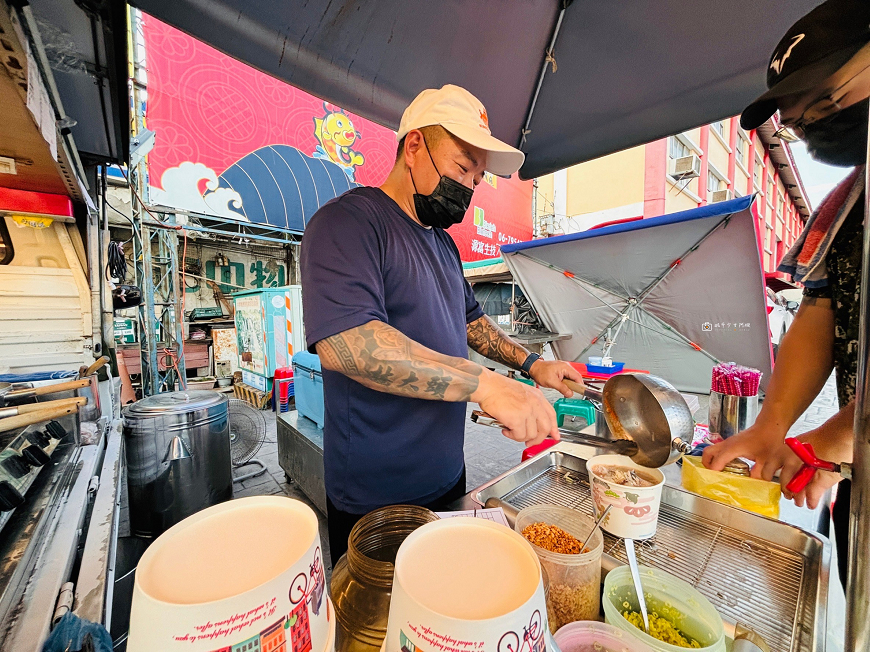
[802,285,832,299]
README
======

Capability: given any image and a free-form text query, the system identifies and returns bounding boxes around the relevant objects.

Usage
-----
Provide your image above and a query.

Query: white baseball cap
[397,84,525,177]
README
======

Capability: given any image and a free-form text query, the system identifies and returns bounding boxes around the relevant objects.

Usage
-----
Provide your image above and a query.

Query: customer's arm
[466,315,586,397]
[316,319,559,445]
[704,296,836,479]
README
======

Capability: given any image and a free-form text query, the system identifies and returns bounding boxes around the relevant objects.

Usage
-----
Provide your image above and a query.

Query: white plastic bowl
[586,455,665,540]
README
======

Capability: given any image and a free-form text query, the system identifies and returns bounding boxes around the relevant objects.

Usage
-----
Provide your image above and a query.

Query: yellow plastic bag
[681,456,780,519]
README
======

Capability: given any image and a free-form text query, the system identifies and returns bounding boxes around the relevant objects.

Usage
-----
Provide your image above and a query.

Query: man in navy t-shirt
[301,85,586,561]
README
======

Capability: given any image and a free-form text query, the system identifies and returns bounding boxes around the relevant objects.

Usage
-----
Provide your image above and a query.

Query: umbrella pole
[844,102,870,652]
[511,279,516,330]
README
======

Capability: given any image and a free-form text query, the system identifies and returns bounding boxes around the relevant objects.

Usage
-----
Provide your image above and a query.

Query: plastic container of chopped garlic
[515,504,604,633]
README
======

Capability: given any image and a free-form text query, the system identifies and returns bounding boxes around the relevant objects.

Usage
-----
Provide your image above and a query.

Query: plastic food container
[603,566,725,652]
[586,455,665,540]
[330,505,438,651]
[515,504,604,633]
[587,362,626,375]
[554,621,653,652]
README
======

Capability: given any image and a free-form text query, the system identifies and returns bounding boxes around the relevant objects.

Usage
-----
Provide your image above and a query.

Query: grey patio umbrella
[129,0,821,177]
[500,195,773,393]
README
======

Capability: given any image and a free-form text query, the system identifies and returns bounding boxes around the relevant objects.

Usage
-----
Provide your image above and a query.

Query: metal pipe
[844,100,870,652]
[86,202,102,357]
[100,167,114,356]
[518,1,572,150]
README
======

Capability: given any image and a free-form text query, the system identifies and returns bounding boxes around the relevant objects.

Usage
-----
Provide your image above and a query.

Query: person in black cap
[704,0,869,586]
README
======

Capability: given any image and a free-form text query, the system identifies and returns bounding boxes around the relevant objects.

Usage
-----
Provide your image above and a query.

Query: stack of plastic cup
[274,367,294,412]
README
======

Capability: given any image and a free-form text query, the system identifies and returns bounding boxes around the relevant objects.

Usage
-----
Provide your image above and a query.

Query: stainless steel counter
[452,441,831,652]
[277,410,326,514]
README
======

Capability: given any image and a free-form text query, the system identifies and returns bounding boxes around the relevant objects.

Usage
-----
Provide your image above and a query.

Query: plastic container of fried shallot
[515,504,603,633]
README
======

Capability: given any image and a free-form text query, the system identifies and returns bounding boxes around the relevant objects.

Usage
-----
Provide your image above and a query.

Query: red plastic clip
[784,438,840,493]
[563,270,575,279]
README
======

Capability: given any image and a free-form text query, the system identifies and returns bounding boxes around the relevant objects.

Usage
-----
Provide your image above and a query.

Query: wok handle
[0,397,87,419]
[565,379,603,403]
[0,404,80,433]
[4,378,92,401]
[80,356,111,379]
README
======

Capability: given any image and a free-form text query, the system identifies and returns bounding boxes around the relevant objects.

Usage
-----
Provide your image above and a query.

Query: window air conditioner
[670,155,701,180]
[711,189,733,203]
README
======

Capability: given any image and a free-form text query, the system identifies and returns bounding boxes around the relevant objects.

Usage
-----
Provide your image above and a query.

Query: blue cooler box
[292,351,324,428]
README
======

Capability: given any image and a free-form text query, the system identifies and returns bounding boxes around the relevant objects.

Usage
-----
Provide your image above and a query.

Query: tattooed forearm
[316,320,484,401]
[466,315,530,370]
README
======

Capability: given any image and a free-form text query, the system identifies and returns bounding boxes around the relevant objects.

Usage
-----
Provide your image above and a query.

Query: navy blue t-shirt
[300,186,484,513]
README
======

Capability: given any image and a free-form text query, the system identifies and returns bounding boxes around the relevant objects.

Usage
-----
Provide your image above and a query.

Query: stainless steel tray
[469,444,830,652]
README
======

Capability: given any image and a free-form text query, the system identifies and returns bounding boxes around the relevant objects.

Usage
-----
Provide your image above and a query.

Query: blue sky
[789,142,853,212]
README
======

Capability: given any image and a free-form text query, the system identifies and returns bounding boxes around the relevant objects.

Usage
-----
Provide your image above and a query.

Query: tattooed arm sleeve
[315,320,485,401]
[465,315,531,371]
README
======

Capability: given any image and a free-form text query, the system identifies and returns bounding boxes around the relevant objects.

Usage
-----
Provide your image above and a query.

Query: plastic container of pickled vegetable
[603,565,725,652]
[681,456,780,519]
[516,505,604,633]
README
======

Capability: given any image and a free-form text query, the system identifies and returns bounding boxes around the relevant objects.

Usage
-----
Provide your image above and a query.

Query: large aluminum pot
[123,390,232,537]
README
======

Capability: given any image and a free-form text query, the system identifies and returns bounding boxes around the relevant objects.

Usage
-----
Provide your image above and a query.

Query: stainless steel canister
[123,390,232,537]
[708,390,759,440]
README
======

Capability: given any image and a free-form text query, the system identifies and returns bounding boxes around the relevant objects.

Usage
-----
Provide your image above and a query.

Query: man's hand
[702,420,789,480]
[472,370,559,447]
[705,402,855,510]
[528,359,586,398]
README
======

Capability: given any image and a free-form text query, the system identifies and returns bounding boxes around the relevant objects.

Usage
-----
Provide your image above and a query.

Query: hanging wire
[106,241,127,282]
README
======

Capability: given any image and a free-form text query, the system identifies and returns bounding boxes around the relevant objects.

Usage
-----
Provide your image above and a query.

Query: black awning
[130,0,821,177]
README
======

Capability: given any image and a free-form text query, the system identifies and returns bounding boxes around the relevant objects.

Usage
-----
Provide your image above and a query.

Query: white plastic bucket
[586,455,665,540]
[128,496,334,651]
[384,517,549,651]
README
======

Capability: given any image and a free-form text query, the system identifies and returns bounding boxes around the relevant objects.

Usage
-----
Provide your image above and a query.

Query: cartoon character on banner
[498,610,545,652]
[313,102,365,181]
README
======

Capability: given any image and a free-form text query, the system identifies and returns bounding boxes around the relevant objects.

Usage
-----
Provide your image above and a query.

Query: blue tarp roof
[502,195,754,254]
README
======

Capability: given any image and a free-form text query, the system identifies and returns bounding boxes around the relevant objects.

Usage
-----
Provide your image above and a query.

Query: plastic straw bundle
[711,362,762,397]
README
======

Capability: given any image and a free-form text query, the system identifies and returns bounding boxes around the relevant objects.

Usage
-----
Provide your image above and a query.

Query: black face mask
[803,98,869,168]
[409,139,474,228]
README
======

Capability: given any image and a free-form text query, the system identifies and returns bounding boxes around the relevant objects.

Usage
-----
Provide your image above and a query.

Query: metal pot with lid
[123,390,232,537]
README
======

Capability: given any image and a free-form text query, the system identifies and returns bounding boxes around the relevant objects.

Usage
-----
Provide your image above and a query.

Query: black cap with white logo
[740,0,870,130]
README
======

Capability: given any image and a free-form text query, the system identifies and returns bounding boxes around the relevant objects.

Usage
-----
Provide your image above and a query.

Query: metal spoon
[580,504,612,552]
[625,538,650,635]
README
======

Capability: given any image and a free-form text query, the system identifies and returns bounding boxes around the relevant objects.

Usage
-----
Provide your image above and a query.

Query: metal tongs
[471,374,694,468]
[784,438,852,493]
[471,410,639,456]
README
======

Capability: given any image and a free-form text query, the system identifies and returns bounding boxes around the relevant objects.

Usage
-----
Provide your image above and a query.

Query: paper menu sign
[435,507,511,528]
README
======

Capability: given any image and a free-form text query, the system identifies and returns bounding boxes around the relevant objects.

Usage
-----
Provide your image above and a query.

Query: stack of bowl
[128,496,335,651]
[383,518,550,651]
